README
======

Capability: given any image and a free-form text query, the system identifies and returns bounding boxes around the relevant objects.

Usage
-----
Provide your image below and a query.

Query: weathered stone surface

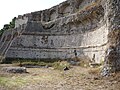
[5,0,107,63]
[100,0,120,74]
[0,0,120,72]
[2,67,27,73]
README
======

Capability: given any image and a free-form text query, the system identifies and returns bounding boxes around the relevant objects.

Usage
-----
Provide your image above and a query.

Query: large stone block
[2,67,27,73]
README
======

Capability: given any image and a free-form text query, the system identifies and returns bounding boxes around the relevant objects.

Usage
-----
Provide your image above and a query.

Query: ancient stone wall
[0,24,26,62]
[15,16,28,28]
[6,24,108,63]
[0,0,119,67]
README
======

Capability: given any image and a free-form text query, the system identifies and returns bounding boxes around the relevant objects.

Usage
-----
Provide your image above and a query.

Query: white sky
[0,0,66,29]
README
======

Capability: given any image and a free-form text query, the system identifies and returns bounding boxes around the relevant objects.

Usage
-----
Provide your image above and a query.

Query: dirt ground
[0,64,120,90]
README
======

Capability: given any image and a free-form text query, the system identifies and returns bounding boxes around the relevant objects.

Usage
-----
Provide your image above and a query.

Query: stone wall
[6,24,108,63]
[1,0,119,66]
[3,0,108,63]
[15,16,28,28]
[0,25,26,60]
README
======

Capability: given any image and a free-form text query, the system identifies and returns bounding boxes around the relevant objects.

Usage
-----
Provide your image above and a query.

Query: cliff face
[0,0,120,69]
[105,0,120,71]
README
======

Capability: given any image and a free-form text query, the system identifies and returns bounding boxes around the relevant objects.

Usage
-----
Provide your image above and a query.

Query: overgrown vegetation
[5,57,93,69]
[0,17,16,37]
[11,59,70,70]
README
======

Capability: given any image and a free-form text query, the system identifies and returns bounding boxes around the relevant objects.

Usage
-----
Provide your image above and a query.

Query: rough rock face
[0,0,120,71]
[103,0,120,72]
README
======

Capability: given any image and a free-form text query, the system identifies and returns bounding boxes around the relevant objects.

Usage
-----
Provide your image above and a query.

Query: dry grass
[0,62,120,90]
[0,76,27,90]
[88,66,102,75]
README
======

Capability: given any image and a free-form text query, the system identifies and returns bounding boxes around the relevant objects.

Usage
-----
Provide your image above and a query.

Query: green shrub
[53,61,70,70]
[0,17,16,36]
